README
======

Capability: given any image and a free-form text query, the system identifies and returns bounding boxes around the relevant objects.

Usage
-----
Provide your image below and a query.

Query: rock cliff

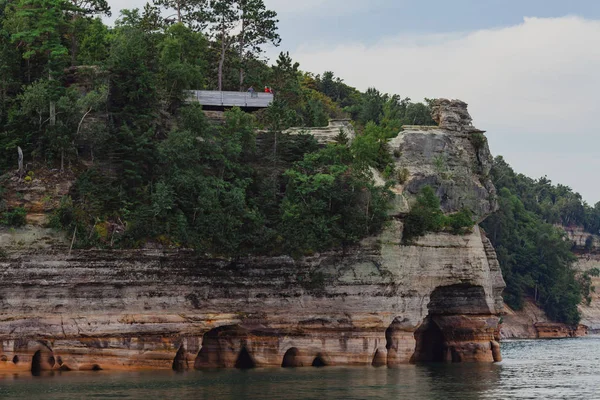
[567,227,600,332]
[0,99,505,372]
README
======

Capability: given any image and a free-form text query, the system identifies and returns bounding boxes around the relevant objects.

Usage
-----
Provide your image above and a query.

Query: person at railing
[248,86,258,98]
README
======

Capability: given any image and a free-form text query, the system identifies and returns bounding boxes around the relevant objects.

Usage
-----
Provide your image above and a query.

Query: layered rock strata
[567,227,600,332]
[0,99,505,372]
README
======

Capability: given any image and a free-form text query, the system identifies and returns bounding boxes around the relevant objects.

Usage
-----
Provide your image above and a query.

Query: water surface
[2,337,600,399]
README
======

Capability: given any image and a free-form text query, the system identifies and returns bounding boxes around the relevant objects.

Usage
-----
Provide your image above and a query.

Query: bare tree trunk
[17,146,23,177]
[177,0,181,23]
[49,70,56,126]
[238,15,246,91]
[68,226,77,256]
[49,101,56,126]
[71,25,77,65]
[218,32,226,91]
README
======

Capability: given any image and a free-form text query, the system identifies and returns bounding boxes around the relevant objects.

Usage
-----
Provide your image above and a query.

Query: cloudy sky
[106,0,600,202]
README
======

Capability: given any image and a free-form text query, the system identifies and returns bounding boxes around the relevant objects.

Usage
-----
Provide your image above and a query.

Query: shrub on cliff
[280,143,391,256]
[0,207,27,227]
[402,186,474,242]
[402,186,444,242]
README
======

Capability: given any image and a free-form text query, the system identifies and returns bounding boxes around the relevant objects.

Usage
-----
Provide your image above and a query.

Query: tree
[482,161,584,325]
[10,0,71,131]
[208,0,237,91]
[236,0,279,90]
[206,0,279,91]
[271,52,300,105]
[154,0,208,27]
[157,23,208,112]
[77,17,110,64]
[67,0,111,64]
[280,143,390,255]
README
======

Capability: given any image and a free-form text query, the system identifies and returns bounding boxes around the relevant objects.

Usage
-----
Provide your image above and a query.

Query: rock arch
[411,318,446,363]
[371,349,386,367]
[31,347,55,376]
[281,347,302,368]
[195,325,247,369]
[31,350,43,376]
[172,345,188,372]
[410,283,498,363]
[311,353,328,367]
[234,346,256,369]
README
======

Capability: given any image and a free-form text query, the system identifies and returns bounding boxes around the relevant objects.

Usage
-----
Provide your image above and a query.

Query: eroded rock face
[567,227,600,332]
[390,99,497,220]
[0,100,505,371]
[284,119,355,144]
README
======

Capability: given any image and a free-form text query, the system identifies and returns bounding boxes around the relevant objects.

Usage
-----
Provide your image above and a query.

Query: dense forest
[482,157,600,325]
[0,0,434,255]
[1,0,598,325]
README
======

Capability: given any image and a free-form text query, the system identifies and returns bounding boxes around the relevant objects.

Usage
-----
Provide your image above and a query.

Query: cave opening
[411,319,446,363]
[311,353,327,367]
[31,350,42,376]
[371,349,386,367]
[12,355,19,364]
[281,347,301,368]
[234,346,256,369]
[172,345,187,372]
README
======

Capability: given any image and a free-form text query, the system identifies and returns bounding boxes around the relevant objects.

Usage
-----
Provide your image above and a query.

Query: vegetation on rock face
[1,206,27,227]
[0,0,439,256]
[402,186,474,243]
[481,156,595,325]
[5,0,590,329]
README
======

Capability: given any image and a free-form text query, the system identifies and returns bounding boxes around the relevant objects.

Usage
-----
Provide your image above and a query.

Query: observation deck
[187,90,274,111]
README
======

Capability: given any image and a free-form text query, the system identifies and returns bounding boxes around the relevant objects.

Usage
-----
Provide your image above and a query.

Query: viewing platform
[187,90,274,111]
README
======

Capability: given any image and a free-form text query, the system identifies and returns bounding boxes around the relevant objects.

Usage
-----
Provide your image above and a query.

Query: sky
[105,0,600,203]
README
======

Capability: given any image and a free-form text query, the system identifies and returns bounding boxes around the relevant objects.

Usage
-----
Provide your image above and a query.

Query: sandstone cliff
[567,227,600,332]
[0,99,505,372]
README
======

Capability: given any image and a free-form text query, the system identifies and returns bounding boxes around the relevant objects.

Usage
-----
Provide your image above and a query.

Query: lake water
[2,337,600,399]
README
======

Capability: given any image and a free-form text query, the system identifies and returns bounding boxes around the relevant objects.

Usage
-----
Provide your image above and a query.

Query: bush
[470,132,487,150]
[397,168,409,184]
[402,186,444,242]
[444,208,474,235]
[0,207,27,227]
[402,187,474,242]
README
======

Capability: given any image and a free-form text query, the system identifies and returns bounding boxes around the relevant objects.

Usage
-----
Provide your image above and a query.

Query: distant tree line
[481,156,600,325]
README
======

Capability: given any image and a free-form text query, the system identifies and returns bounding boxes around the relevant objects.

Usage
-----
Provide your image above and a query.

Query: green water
[2,337,600,399]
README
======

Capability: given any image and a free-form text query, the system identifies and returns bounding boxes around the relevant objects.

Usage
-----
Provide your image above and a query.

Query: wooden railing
[186,90,274,108]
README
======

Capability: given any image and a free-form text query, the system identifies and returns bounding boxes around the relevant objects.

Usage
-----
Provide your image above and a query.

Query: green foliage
[0,207,27,227]
[585,235,595,252]
[470,132,487,151]
[402,186,444,242]
[402,186,474,242]
[397,168,409,184]
[0,1,441,261]
[580,268,600,305]
[77,17,111,65]
[280,143,391,256]
[445,208,474,235]
[482,181,583,325]
[489,156,600,234]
